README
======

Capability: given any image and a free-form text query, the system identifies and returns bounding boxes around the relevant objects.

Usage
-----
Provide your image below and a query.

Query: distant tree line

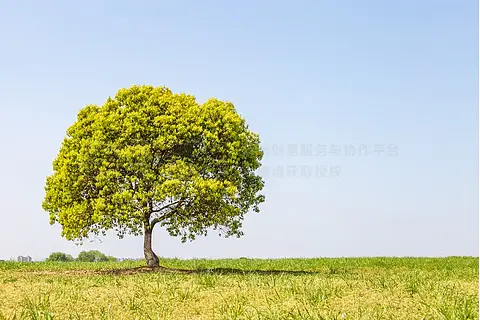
[45,250,117,262]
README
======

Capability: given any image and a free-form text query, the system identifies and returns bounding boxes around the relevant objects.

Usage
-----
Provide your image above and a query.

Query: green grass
[0,257,477,319]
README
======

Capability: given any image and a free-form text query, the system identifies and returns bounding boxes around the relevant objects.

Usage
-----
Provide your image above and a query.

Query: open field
[0,257,477,320]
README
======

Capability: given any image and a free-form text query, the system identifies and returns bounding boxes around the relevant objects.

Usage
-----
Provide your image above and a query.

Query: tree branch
[150,198,190,228]
[150,208,177,228]
[151,199,182,213]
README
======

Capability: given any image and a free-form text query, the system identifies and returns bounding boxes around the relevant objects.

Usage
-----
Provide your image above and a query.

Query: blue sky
[0,0,477,260]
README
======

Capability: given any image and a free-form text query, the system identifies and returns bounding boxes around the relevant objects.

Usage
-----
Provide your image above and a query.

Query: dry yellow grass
[0,257,477,319]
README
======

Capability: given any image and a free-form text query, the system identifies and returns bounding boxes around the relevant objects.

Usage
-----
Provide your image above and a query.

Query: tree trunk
[144,226,159,267]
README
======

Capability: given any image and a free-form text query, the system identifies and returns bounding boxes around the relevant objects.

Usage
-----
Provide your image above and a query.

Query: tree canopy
[45,252,75,262]
[42,85,265,266]
[77,250,115,262]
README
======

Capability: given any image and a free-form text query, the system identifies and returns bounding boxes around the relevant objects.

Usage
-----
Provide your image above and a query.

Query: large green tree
[42,85,265,267]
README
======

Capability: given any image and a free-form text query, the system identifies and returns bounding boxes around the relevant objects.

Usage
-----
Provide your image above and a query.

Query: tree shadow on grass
[99,265,322,276]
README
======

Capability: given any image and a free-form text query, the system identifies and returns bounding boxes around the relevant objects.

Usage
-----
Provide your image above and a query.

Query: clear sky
[0,0,477,260]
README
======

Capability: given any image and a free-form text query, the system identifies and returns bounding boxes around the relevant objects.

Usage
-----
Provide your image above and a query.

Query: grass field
[0,257,477,319]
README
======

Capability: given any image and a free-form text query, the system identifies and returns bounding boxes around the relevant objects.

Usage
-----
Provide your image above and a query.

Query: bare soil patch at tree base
[29,265,320,276]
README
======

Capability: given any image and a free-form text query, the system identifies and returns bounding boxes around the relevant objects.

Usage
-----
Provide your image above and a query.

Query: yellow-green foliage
[0,257,477,319]
[42,85,265,250]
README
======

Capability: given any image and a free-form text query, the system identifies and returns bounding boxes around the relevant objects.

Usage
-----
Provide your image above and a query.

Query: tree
[77,250,111,262]
[46,252,74,262]
[42,85,265,267]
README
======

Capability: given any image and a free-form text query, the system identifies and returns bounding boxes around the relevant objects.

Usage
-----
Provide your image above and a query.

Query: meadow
[0,257,477,320]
